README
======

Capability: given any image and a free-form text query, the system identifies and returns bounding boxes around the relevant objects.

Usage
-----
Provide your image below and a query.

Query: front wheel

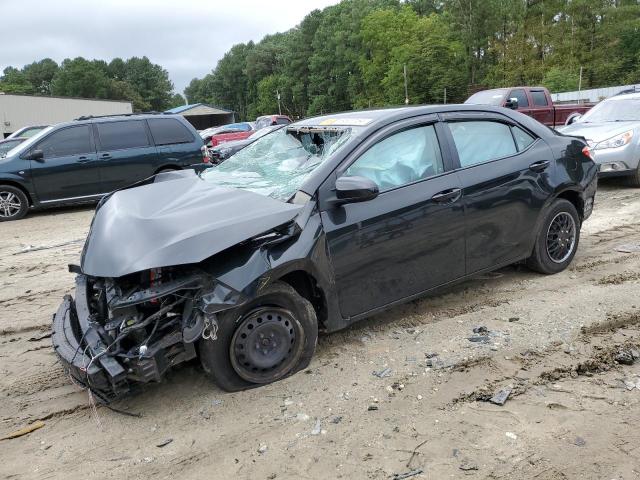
[0,185,29,221]
[623,163,640,188]
[526,199,580,274]
[199,281,318,392]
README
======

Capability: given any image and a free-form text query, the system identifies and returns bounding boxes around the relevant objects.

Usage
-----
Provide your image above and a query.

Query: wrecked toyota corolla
[52,106,598,400]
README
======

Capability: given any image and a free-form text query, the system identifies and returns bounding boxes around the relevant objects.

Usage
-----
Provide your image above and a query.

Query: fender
[0,173,37,206]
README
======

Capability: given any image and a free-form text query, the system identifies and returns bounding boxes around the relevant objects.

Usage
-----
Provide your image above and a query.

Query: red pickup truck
[465,87,592,128]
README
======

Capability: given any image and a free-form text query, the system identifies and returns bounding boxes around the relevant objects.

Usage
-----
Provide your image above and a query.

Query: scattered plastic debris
[156,438,173,448]
[373,367,393,378]
[489,387,512,406]
[311,419,321,435]
[1,420,45,440]
[391,468,423,479]
[257,444,268,454]
[505,432,518,440]
[574,437,586,447]
[614,243,640,253]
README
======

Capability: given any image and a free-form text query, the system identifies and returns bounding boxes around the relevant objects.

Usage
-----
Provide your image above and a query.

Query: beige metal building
[0,93,133,137]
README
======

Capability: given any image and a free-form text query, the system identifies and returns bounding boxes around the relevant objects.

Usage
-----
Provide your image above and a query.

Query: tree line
[0,56,185,111]
[185,0,640,120]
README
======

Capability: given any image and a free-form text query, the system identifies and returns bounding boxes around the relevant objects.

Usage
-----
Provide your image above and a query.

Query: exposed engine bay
[53,267,244,402]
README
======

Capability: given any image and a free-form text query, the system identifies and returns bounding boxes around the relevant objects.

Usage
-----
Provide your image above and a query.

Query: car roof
[51,113,188,129]
[608,92,640,101]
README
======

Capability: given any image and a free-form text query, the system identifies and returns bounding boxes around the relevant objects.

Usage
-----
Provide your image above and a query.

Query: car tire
[199,281,318,392]
[0,185,29,222]
[623,164,640,188]
[526,199,581,274]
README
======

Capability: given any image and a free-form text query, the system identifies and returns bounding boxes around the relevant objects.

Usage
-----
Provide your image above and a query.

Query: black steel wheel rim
[0,191,21,218]
[546,211,576,263]
[230,307,304,384]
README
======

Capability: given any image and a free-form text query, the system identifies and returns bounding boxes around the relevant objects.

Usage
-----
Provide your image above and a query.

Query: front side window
[449,121,517,167]
[36,125,93,158]
[148,118,194,145]
[203,126,352,201]
[97,121,149,151]
[345,125,444,191]
[531,91,548,107]
[509,89,529,108]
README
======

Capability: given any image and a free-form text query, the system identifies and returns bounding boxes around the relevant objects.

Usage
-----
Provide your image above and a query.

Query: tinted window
[345,125,444,191]
[509,89,529,108]
[449,121,517,167]
[276,117,291,125]
[512,126,535,151]
[148,118,194,145]
[97,120,149,150]
[36,126,93,158]
[531,90,548,107]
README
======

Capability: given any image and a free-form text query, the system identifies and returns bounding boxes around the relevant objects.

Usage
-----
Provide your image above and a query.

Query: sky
[0,0,341,95]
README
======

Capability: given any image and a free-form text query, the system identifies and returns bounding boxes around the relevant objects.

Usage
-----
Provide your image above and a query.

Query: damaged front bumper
[52,272,245,402]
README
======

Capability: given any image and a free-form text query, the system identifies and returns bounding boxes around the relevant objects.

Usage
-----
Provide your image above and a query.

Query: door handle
[77,156,91,164]
[529,160,550,172]
[100,153,112,159]
[432,188,462,203]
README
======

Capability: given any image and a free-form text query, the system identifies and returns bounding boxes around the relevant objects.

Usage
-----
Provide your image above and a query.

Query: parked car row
[0,113,207,221]
[465,86,592,128]
[50,104,599,400]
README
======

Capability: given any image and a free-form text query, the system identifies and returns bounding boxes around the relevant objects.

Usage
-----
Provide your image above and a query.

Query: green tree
[51,57,112,98]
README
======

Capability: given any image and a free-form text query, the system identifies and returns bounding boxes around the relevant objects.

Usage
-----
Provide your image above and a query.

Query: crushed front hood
[81,176,303,278]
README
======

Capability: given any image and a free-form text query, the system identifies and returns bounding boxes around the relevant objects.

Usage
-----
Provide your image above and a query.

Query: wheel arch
[277,269,328,332]
[0,180,34,206]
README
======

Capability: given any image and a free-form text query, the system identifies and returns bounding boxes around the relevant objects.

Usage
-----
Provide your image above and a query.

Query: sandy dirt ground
[1,179,640,480]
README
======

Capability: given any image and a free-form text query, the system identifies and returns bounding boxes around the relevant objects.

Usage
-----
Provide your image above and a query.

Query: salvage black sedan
[52,105,598,400]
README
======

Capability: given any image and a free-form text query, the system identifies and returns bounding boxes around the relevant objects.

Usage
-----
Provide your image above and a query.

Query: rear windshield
[148,118,194,145]
[202,126,351,201]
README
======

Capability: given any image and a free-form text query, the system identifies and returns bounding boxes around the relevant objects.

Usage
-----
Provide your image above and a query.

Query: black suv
[0,114,206,221]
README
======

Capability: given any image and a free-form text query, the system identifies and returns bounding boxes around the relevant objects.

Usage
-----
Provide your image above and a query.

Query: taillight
[582,145,593,160]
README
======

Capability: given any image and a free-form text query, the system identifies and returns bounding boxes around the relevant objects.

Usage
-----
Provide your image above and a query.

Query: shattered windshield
[202,126,351,201]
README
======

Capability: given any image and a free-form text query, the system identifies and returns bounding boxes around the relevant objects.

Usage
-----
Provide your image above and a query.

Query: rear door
[95,119,157,192]
[28,124,101,203]
[441,113,555,273]
[147,118,201,166]
[529,89,554,126]
[320,117,466,318]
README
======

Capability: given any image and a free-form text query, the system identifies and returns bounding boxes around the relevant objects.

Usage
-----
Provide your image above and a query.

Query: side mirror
[333,175,379,205]
[504,98,519,110]
[565,114,582,125]
[27,149,44,161]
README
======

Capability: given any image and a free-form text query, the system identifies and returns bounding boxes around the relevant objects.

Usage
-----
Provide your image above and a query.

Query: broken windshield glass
[202,126,351,201]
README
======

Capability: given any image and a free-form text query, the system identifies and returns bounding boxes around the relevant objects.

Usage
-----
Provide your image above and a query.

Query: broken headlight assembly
[52,266,247,401]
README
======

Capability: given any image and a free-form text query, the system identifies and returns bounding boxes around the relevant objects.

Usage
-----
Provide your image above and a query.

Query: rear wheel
[0,185,29,221]
[526,199,580,274]
[199,281,317,392]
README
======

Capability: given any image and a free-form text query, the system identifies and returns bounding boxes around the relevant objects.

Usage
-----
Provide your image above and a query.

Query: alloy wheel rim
[230,307,304,384]
[0,191,21,218]
[546,212,576,264]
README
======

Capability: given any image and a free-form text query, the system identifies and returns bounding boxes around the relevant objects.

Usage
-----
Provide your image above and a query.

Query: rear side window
[512,126,536,151]
[509,89,529,108]
[148,118,194,145]
[345,125,444,191]
[36,125,93,158]
[449,121,517,167]
[531,91,548,107]
[276,117,290,125]
[97,121,149,150]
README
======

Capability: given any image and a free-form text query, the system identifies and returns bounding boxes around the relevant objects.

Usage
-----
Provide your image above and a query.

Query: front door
[442,115,555,273]
[94,120,158,192]
[28,124,100,203]
[321,122,466,318]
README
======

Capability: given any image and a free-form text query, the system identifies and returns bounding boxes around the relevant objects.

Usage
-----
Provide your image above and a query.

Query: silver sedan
[560,92,640,186]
